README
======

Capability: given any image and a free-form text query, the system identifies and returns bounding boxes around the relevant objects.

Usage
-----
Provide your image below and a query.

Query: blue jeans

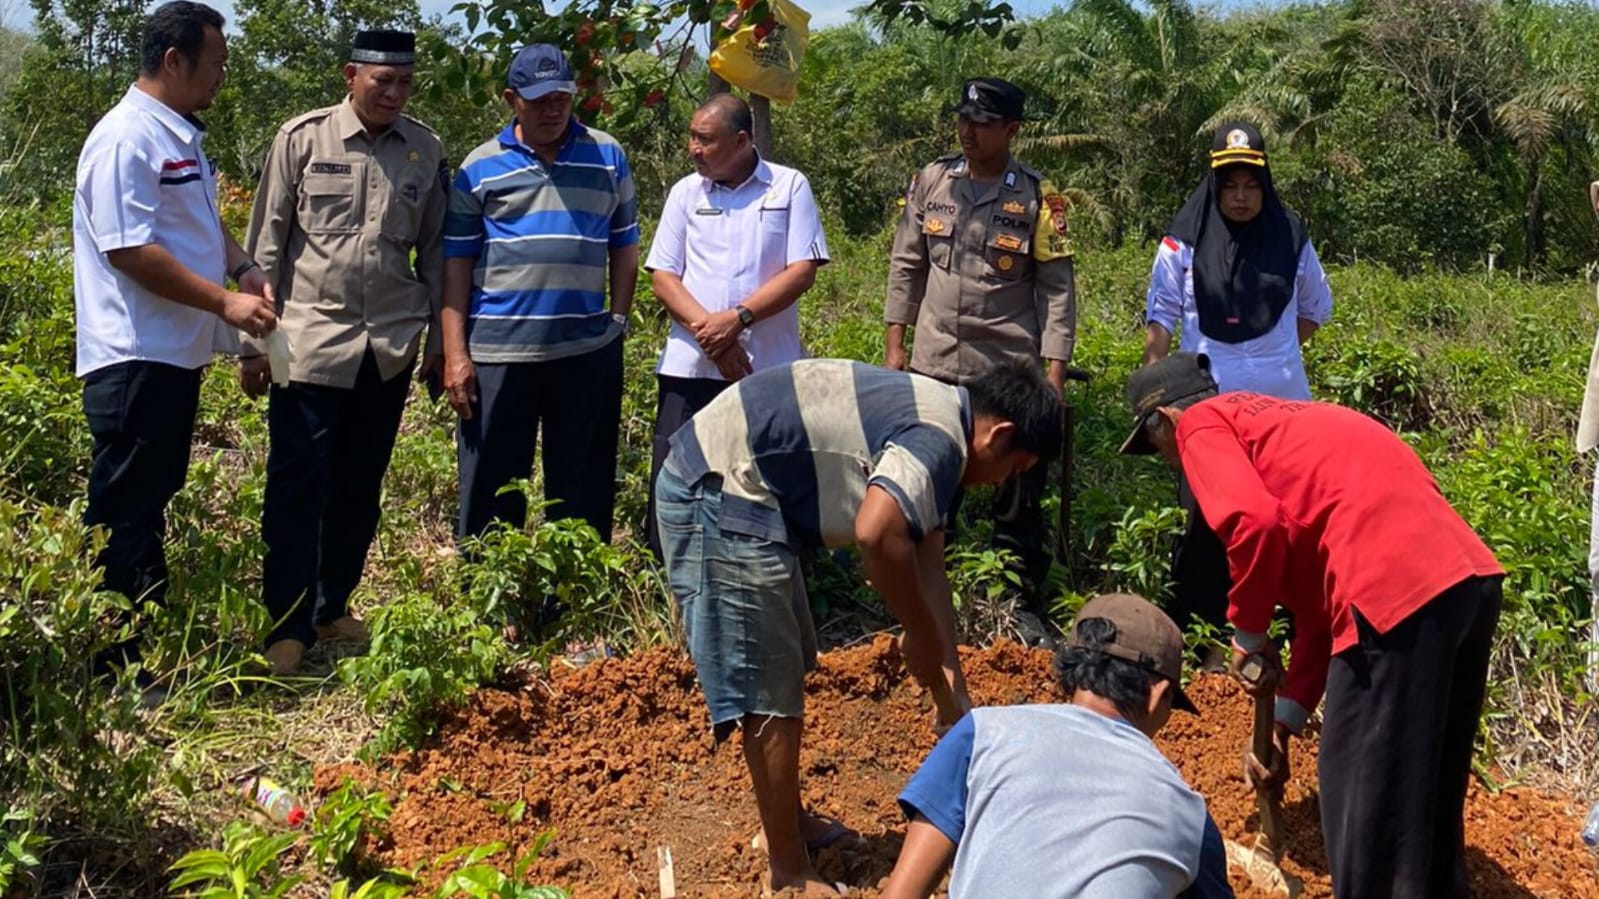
[655,463,815,738]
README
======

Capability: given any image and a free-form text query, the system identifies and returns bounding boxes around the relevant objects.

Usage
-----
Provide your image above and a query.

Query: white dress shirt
[645,156,828,379]
[73,85,227,377]
[1144,235,1333,399]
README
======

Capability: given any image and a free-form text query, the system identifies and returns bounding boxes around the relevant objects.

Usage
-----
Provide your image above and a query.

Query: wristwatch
[229,260,260,282]
[735,304,755,328]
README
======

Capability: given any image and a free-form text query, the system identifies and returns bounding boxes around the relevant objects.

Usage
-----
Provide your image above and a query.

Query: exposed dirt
[317,637,1599,897]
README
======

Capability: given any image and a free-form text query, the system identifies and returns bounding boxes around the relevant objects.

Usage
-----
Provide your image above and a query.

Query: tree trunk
[750,93,774,160]
[1523,154,1545,270]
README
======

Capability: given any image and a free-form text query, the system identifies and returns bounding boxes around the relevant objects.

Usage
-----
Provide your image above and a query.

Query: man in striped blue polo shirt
[440,44,639,569]
[656,357,1062,896]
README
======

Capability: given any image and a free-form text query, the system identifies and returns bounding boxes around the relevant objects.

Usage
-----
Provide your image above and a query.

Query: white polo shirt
[73,85,227,378]
[645,157,828,380]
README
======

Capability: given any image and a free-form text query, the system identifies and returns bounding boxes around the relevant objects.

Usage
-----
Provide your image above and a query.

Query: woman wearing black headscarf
[1142,122,1331,398]
[1142,122,1333,650]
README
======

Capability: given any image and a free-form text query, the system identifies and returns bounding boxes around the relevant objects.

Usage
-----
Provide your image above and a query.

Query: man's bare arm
[879,817,957,899]
[106,244,275,337]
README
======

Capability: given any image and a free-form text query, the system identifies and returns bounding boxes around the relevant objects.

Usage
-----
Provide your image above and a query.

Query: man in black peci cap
[239,28,449,675]
[884,77,1078,630]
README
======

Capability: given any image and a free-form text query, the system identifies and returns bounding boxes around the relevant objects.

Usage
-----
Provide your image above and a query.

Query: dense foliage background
[2,0,1598,895]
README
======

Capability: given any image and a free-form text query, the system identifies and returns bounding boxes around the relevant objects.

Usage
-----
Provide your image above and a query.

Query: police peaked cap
[351,30,416,66]
[953,77,1027,123]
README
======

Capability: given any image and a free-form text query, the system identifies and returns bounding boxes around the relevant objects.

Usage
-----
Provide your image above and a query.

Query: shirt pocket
[758,200,791,268]
[923,216,954,269]
[298,159,363,233]
[381,164,429,241]
[985,228,1030,281]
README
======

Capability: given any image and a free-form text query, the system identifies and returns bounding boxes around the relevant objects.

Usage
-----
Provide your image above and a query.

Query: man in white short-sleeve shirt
[642,93,828,554]
[71,0,276,691]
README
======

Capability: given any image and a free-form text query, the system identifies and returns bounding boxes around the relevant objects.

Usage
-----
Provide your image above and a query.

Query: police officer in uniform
[238,29,448,675]
[885,77,1077,618]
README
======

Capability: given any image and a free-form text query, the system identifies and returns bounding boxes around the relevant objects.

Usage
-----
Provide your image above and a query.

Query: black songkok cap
[351,30,416,66]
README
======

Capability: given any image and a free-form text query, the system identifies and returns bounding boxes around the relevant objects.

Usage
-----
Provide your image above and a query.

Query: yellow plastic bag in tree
[708,0,810,103]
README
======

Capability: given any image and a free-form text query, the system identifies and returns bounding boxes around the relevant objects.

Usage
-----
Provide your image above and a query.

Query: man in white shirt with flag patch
[72,0,276,697]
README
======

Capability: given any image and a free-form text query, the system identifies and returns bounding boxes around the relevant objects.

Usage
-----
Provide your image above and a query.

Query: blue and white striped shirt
[444,119,639,362]
[665,360,971,548]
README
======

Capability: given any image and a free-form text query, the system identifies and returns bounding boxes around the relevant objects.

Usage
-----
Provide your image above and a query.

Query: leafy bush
[168,821,304,899]
[309,778,393,874]
[0,501,160,832]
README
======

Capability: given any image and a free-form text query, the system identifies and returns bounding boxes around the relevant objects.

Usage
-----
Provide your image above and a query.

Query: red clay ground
[317,637,1599,897]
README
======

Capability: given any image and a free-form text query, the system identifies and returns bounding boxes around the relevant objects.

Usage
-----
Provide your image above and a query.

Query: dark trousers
[82,360,203,668]
[645,374,730,558]
[947,462,1052,595]
[917,368,1052,600]
[457,336,623,542]
[261,351,411,648]
[1168,473,1231,634]
[1318,574,1503,899]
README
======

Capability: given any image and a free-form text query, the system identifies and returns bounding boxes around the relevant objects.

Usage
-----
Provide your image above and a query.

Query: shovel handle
[1251,687,1287,856]
[1252,688,1275,764]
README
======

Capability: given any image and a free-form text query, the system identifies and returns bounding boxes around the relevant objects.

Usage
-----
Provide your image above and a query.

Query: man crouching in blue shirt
[656,357,1061,897]
[884,593,1234,899]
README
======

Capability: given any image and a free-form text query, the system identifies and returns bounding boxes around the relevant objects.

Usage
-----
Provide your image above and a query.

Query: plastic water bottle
[242,776,306,827]
[1584,801,1599,848]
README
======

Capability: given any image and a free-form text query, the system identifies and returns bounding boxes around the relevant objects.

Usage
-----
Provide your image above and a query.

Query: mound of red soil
[317,637,1599,897]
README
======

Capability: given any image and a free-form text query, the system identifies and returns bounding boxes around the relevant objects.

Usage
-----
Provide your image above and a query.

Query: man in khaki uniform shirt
[238,30,447,674]
[885,77,1076,613]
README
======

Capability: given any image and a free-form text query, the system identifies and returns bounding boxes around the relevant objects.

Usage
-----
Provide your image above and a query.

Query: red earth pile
[317,637,1599,897]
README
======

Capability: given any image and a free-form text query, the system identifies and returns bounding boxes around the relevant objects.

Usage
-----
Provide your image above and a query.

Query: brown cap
[1068,593,1197,713]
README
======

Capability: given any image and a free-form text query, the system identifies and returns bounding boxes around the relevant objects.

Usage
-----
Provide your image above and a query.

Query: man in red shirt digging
[1121,352,1505,899]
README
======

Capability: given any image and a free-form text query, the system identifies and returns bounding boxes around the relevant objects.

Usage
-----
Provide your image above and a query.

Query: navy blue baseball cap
[509,44,575,100]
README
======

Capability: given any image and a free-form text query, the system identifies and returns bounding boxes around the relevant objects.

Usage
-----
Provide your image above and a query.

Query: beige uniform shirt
[243,99,447,388]
[885,153,1076,382]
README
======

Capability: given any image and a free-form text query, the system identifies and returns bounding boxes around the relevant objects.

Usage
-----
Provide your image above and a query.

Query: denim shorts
[655,463,816,738]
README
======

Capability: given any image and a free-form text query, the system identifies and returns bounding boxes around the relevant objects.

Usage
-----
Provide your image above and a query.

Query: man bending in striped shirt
[440,44,638,583]
[656,357,1062,896]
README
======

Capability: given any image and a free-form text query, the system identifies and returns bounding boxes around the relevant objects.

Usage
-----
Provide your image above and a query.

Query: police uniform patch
[1002,200,1026,214]
[996,254,1014,271]
[1004,171,1016,188]
[309,161,352,175]
[925,217,946,234]
[995,233,1022,251]
[408,150,420,162]
[1043,192,1069,235]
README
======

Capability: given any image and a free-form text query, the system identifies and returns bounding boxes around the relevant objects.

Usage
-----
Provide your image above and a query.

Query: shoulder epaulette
[279,106,339,135]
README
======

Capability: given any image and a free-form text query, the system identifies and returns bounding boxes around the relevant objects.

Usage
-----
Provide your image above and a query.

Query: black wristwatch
[229,260,260,282]
[735,304,755,328]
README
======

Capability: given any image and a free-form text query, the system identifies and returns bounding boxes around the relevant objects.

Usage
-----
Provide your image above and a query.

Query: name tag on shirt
[309,162,353,175]
[695,207,723,216]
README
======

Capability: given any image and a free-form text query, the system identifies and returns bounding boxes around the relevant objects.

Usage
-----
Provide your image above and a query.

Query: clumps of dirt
[316,637,1599,897]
